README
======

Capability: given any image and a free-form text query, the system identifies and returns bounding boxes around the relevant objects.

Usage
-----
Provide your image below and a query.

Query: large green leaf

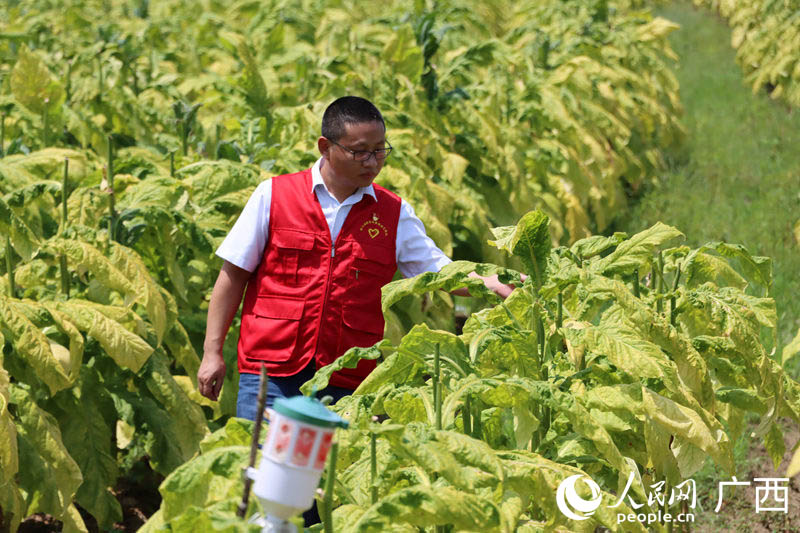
[381,261,507,312]
[199,417,255,453]
[50,373,121,529]
[237,40,270,116]
[345,485,500,532]
[710,242,773,290]
[641,387,733,475]
[142,350,210,464]
[593,222,683,276]
[45,300,154,372]
[10,385,84,529]
[488,210,551,286]
[163,320,202,386]
[9,45,65,116]
[158,445,250,522]
[682,249,747,290]
[0,196,41,261]
[0,296,73,395]
[108,242,169,344]
[0,351,18,486]
[177,161,262,206]
[564,321,670,381]
[163,501,261,533]
[300,340,391,396]
[496,450,648,532]
[112,389,191,475]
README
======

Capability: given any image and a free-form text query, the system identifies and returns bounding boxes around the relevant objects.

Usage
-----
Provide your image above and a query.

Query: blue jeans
[236,362,353,421]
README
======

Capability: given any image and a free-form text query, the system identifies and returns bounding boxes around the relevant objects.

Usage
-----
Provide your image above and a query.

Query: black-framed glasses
[329,139,393,162]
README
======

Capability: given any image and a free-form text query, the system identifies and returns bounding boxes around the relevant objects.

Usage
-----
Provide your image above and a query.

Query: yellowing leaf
[441,152,469,187]
[9,46,65,116]
[382,25,424,81]
[0,297,72,395]
[642,388,733,475]
[0,352,18,486]
[44,300,154,372]
[10,385,83,522]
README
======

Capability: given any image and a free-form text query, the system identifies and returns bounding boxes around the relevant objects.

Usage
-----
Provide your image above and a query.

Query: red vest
[237,169,401,389]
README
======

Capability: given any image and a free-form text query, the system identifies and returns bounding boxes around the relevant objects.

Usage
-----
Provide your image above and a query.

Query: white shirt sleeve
[215,180,272,272]
[396,199,452,278]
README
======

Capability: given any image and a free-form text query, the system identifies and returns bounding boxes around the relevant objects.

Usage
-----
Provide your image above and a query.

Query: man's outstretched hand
[451,271,526,299]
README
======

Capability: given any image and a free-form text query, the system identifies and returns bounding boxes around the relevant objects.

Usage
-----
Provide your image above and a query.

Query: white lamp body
[248,408,336,519]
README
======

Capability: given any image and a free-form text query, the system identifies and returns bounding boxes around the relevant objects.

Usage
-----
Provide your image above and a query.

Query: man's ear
[318,136,331,157]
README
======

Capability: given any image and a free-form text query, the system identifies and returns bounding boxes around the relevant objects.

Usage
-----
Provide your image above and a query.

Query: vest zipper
[315,239,338,361]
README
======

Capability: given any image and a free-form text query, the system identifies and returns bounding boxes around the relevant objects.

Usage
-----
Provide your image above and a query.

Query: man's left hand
[450,272,525,299]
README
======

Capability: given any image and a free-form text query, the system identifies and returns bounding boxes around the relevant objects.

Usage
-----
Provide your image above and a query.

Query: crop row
[692,0,800,108]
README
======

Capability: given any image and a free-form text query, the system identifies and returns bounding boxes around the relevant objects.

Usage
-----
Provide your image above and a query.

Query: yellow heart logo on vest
[368,228,380,239]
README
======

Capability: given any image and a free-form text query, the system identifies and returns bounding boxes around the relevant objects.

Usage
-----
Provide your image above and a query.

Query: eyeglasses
[329,139,393,162]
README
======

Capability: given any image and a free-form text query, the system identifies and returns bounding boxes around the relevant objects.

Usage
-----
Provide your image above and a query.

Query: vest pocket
[348,242,394,305]
[338,303,384,356]
[270,230,316,286]
[241,296,304,363]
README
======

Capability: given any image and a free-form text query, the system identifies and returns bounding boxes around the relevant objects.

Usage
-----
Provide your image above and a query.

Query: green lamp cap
[273,395,349,429]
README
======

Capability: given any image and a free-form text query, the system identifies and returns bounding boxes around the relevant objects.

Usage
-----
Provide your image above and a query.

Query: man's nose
[363,153,379,167]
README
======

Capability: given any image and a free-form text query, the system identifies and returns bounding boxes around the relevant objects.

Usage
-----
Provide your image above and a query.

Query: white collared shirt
[215,158,452,277]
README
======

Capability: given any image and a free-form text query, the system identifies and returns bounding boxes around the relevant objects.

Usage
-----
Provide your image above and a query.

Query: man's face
[320,120,387,191]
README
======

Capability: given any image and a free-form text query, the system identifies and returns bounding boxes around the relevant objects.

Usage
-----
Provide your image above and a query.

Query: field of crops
[1,0,798,532]
[692,0,800,108]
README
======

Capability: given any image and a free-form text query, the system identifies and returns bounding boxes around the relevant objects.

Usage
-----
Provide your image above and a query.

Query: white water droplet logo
[556,474,603,521]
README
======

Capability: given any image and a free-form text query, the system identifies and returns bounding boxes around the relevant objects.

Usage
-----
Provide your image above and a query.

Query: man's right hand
[198,352,226,401]
[198,261,251,401]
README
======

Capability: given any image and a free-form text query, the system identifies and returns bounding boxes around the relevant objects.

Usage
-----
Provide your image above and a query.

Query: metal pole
[238,365,269,519]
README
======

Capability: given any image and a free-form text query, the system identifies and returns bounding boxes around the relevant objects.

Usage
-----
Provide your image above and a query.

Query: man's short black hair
[321,96,385,142]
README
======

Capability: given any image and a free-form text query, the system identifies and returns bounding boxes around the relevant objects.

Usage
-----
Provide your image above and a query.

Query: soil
[694,421,800,533]
[15,460,163,533]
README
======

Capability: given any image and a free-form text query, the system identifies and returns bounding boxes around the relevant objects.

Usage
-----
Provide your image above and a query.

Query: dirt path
[693,422,800,532]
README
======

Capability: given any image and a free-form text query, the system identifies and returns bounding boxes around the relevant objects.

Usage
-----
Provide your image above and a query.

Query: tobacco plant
[141,210,797,532]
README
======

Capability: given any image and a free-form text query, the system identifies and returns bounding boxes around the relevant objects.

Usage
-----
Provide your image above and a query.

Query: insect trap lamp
[244,394,349,533]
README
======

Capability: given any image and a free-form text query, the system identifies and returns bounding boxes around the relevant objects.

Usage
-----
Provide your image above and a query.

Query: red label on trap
[314,432,334,470]
[272,421,292,461]
[293,427,317,466]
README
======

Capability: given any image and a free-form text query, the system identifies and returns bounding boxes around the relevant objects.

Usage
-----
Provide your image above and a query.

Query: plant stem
[60,157,70,297]
[655,252,664,314]
[633,268,640,297]
[181,121,188,156]
[370,431,378,505]
[556,292,563,329]
[461,395,472,436]
[65,60,73,103]
[238,365,269,519]
[434,343,442,431]
[5,236,15,298]
[535,311,546,364]
[670,261,682,326]
[471,398,482,440]
[97,57,104,100]
[42,109,48,148]
[664,480,673,533]
[170,151,175,177]
[322,441,338,533]
[1,112,5,158]
[107,136,116,243]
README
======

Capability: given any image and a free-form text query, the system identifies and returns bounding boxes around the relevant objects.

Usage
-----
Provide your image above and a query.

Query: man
[197,96,515,419]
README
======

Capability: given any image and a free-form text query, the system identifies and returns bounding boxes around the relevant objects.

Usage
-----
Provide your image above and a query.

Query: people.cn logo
[556,474,603,521]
